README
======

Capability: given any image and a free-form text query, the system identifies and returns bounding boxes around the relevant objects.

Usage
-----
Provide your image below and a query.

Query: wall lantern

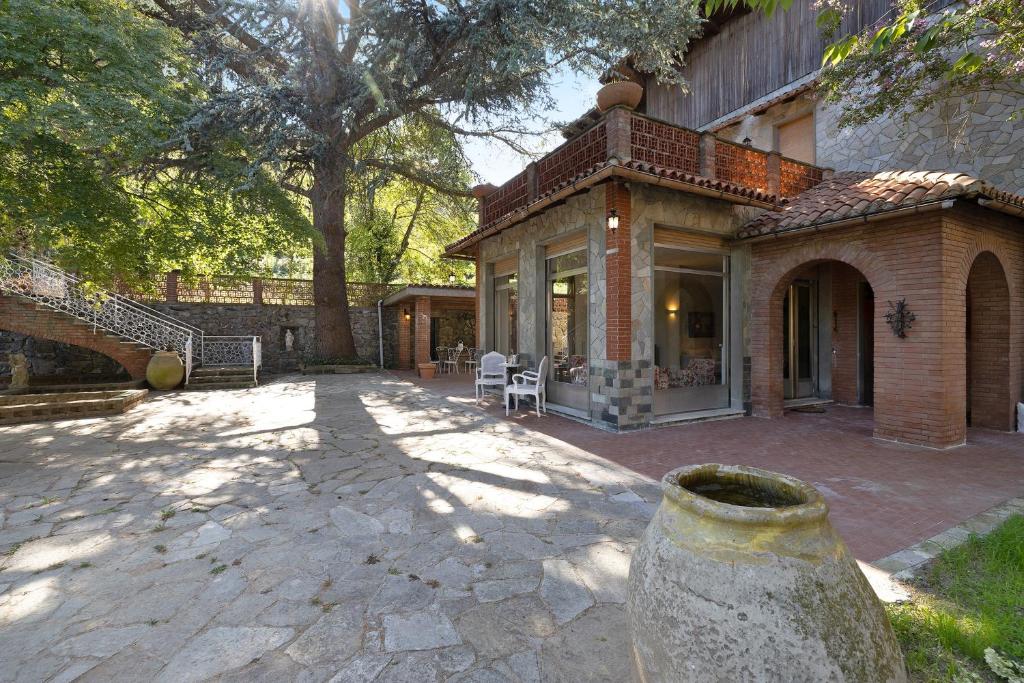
[403,309,411,321]
[448,274,457,285]
[607,208,619,234]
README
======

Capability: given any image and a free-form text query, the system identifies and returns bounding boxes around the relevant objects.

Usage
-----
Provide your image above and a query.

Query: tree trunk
[311,156,358,361]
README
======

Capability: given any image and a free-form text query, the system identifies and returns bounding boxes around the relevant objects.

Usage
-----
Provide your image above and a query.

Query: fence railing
[475,108,829,230]
[121,274,402,308]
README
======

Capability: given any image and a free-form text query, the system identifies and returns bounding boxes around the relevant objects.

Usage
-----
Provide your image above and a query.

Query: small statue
[285,329,295,352]
[8,353,29,390]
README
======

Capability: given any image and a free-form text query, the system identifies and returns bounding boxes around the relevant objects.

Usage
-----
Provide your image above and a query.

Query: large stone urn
[596,81,643,112]
[146,350,184,390]
[627,464,906,682]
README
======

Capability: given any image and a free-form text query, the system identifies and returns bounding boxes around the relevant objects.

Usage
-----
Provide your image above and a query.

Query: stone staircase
[0,387,149,425]
[1,253,262,392]
[186,366,258,390]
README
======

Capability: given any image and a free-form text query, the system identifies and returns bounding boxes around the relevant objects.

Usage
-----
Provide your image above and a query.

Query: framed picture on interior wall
[687,312,714,338]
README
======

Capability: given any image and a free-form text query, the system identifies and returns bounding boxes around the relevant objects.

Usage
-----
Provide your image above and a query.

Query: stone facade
[477,182,756,431]
[0,332,129,383]
[148,303,399,372]
[716,90,1024,195]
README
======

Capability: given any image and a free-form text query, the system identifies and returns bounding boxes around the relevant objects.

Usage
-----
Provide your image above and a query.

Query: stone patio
[1,372,1022,681]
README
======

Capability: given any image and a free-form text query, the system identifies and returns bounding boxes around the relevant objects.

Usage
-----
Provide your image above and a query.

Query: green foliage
[886,515,1024,681]
[0,0,312,287]
[346,115,476,285]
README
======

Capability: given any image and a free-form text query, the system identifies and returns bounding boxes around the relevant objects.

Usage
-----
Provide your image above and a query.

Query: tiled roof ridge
[739,169,1024,239]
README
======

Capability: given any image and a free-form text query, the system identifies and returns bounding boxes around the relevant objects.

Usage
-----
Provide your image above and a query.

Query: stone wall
[148,303,400,372]
[716,90,1024,194]
[0,333,129,382]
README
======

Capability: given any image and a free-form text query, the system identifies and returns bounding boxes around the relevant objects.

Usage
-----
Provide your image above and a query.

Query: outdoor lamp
[607,208,619,234]
[449,274,456,284]
[403,309,411,320]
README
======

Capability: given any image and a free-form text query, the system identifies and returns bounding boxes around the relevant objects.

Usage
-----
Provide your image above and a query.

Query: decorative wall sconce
[607,209,619,234]
[403,309,411,321]
[884,298,915,338]
[448,274,457,284]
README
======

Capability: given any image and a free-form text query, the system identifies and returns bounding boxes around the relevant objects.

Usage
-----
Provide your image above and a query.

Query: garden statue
[285,329,294,352]
[8,353,29,390]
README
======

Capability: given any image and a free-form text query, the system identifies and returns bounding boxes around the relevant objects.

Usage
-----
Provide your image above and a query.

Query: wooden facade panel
[648,0,955,129]
[545,232,588,257]
[494,256,517,277]
[653,227,727,252]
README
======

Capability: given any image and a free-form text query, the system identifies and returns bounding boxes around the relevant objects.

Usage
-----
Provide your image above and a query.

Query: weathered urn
[146,350,184,390]
[596,81,643,111]
[627,463,906,682]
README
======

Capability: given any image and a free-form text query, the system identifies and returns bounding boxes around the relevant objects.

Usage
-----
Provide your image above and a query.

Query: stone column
[605,107,633,163]
[767,151,782,196]
[472,184,497,226]
[414,296,431,366]
[699,133,717,179]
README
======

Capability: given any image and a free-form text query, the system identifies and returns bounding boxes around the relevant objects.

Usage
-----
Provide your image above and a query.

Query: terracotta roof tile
[738,170,1024,239]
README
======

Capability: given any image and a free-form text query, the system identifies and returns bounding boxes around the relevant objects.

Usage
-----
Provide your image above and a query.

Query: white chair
[442,343,464,375]
[505,356,548,417]
[475,351,507,403]
[464,348,479,375]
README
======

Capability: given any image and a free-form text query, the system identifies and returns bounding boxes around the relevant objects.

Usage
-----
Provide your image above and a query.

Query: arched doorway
[965,252,1012,430]
[778,261,875,408]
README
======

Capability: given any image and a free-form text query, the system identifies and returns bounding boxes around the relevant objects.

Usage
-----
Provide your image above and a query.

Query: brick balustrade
[120,274,402,308]
[474,109,826,230]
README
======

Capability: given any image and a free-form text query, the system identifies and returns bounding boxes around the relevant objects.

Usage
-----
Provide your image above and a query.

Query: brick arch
[750,241,896,421]
[965,251,1014,430]
[0,295,152,379]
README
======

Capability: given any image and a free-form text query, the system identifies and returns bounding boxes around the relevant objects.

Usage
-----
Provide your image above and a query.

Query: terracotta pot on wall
[627,463,906,682]
[146,350,184,390]
[596,81,643,112]
[418,362,436,379]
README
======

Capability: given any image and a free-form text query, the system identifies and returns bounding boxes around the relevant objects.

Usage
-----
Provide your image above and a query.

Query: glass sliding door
[546,248,589,413]
[783,281,817,399]
[493,273,518,355]
[653,246,729,415]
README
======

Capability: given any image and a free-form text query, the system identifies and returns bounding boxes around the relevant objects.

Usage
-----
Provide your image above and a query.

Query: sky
[461,66,602,186]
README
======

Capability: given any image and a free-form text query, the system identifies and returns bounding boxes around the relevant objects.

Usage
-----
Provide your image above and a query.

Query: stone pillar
[166,270,180,303]
[414,296,431,366]
[475,253,483,349]
[699,133,717,179]
[398,305,412,369]
[605,180,632,362]
[605,107,633,163]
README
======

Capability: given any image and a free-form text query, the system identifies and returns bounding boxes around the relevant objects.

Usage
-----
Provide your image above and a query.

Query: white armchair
[475,351,507,404]
[505,356,548,417]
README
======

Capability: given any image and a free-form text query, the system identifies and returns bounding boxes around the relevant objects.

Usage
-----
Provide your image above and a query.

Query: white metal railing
[1,253,202,357]
[1,254,262,385]
[201,335,262,380]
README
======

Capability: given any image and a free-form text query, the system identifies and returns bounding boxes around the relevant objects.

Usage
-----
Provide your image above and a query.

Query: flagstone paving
[3,372,1022,682]
[0,374,654,681]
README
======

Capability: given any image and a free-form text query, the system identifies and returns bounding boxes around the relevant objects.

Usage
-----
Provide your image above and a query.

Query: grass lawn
[886,514,1024,681]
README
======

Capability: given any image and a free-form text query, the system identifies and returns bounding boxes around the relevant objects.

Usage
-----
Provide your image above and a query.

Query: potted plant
[418,362,436,379]
[627,464,906,682]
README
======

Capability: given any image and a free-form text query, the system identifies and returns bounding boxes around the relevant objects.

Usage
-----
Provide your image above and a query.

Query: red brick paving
[400,370,1024,562]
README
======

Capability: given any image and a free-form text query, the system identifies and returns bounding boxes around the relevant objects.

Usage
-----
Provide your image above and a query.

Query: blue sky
[462,66,601,186]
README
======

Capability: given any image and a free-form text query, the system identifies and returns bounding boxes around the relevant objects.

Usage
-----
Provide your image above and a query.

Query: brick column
[766,151,782,196]
[398,306,412,369]
[252,277,263,305]
[166,270,180,303]
[472,184,497,226]
[605,181,632,361]
[414,296,431,366]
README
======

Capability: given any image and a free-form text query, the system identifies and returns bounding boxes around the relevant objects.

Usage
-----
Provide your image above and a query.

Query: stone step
[188,373,253,384]
[190,366,254,378]
[0,389,148,425]
[184,380,257,391]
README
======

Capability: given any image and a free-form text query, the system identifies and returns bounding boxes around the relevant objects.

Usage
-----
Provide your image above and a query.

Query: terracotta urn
[418,362,436,379]
[146,350,184,390]
[627,464,906,682]
[596,81,643,112]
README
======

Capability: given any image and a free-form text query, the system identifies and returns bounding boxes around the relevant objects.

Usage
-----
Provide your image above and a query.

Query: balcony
[454,108,826,253]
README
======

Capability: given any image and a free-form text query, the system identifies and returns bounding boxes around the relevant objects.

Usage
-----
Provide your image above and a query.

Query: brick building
[446,6,1024,448]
